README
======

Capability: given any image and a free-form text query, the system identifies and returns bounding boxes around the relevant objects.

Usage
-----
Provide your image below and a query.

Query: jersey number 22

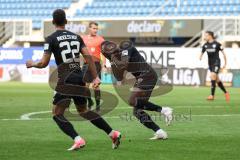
[59,41,80,63]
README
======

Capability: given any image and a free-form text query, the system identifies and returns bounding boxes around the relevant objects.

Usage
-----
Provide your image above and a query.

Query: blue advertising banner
[232,70,240,88]
[0,47,56,66]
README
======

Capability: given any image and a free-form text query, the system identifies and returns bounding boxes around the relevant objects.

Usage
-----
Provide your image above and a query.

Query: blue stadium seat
[75,0,240,18]
[2,0,240,29]
[0,0,73,29]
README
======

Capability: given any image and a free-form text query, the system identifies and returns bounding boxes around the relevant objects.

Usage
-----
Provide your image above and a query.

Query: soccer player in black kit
[26,9,121,151]
[199,31,230,101]
[101,40,173,140]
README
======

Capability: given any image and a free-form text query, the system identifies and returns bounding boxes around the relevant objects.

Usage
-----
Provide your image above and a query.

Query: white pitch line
[1,114,240,121]
[1,116,121,121]
[20,111,52,120]
[193,114,240,117]
[1,118,43,121]
[19,108,134,120]
[0,105,238,121]
[0,113,239,121]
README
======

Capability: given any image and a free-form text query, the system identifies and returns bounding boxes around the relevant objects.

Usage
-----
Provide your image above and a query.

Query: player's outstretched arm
[101,55,107,71]
[200,44,206,61]
[111,61,124,81]
[110,53,129,82]
[26,53,51,68]
[81,47,98,78]
[221,50,227,68]
[81,47,101,87]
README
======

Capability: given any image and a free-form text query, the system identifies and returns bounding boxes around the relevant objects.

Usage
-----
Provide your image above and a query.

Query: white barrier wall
[137,47,240,69]
[1,47,240,86]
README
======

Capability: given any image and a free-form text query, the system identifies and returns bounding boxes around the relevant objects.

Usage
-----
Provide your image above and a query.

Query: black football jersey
[111,46,155,81]
[44,29,85,66]
[44,29,86,83]
[202,41,223,66]
[126,46,151,77]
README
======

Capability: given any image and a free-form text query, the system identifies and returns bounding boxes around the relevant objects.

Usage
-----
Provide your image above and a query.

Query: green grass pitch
[0,82,240,160]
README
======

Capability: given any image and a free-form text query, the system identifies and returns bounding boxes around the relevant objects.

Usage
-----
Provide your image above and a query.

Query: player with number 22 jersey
[26,9,121,151]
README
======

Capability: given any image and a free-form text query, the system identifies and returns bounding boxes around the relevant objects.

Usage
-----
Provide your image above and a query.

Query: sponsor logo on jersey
[44,43,49,50]
[206,48,216,52]
[121,50,128,56]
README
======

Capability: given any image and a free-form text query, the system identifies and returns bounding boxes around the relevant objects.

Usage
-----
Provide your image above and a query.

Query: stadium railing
[0,19,32,47]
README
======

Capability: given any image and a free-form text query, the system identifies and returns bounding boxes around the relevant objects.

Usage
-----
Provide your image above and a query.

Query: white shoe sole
[67,144,85,151]
[149,136,168,140]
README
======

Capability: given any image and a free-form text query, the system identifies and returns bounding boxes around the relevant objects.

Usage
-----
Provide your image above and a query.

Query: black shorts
[53,70,87,106]
[53,92,87,106]
[134,72,158,91]
[131,73,158,103]
[82,62,102,83]
[209,65,220,74]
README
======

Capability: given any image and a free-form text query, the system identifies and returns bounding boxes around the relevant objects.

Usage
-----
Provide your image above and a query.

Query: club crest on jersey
[121,50,128,56]
[212,44,216,48]
[137,78,143,83]
[44,43,49,50]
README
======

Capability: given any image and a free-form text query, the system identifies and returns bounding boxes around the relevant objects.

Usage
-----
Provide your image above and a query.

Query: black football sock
[217,81,227,93]
[80,111,112,134]
[211,80,216,96]
[133,108,160,132]
[143,102,162,112]
[88,98,94,108]
[94,90,101,106]
[53,115,79,140]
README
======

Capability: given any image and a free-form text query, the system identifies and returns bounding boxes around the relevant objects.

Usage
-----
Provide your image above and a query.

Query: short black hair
[89,21,98,28]
[205,31,215,39]
[52,9,67,26]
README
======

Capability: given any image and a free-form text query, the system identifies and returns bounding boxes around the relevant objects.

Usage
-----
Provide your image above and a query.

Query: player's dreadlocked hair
[101,41,119,60]
[52,9,67,26]
[119,40,133,50]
